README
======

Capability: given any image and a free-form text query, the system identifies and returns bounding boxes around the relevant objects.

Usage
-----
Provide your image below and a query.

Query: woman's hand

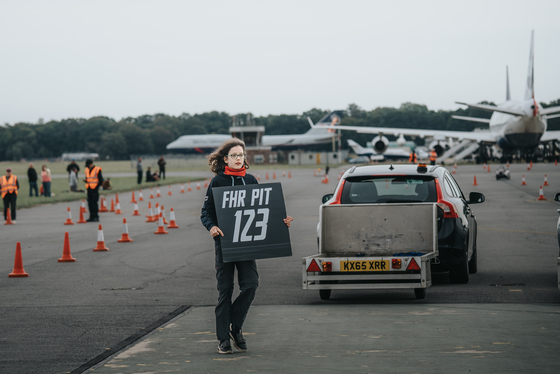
[283,216,294,228]
[210,226,224,238]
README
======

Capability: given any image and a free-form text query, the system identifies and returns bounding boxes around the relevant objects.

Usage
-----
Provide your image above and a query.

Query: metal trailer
[302,203,438,300]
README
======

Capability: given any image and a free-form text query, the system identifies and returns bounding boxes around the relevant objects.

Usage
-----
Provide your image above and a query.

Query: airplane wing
[451,115,491,124]
[314,123,496,143]
[455,101,526,116]
[540,131,560,142]
[542,106,560,116]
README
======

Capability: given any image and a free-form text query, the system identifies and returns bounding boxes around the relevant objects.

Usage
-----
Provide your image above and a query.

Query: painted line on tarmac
[479,227,556,235]
[70,305,192,374]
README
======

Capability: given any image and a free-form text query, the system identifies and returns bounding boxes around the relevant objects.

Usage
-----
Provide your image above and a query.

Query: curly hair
[207,138,249,174]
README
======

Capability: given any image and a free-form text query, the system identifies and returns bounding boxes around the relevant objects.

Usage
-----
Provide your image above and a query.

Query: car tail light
[406,258,421,271]
[307,259,321,272]
[322,262,332,272]
[328,179,346,205]
[391,259,402,269]
[434,179,458,218]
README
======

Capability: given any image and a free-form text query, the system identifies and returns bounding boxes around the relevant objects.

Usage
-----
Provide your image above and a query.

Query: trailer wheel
[319,290,331,300]
[414,288,426,299]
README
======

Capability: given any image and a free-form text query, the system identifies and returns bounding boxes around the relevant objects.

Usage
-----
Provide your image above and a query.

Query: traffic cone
[487,164,491,173]
[187,182,192,192]
[473,175,478,186]
[77,205,87,224]
[9,242,29,277]
[156,187,161,197]
[521,175,527,185]
[537,186,546,200]
[146,202,155,222]
[266,173,269,180]
[314,170,317,177]
[204,179,208,188]
[196,182,201,190]
[114,201,122,215]
[527,163,531,171]
[63,207,74,225]
[288,171,291,178]
[58,232,76,262]
[99,197,108,213]
[282,170,286,177]
[116,193,120,204]
[139,190,144,201]
[530,161,533,168]
[132,203,141,216]
[257,173,261,181]
[506,161,510,168]
[150,188,154,199]
[130,190,137,204]
[544,175,549,186]
[483,163,487,170]
[168,185,172,196]
[109,199,115,212]
[180,184,185,193]
[154,213,169,234]
[81,199,88,213]
[273,172,276,179]
[161,205,168,224]
[118,218,133,242]
[4,207,13,225]
[93,225,109,251]
[167,208,179,229]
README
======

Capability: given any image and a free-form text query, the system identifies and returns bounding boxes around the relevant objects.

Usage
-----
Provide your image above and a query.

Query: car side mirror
[322,194,333,204]
[554,192,560,202]
[469,192,485,204]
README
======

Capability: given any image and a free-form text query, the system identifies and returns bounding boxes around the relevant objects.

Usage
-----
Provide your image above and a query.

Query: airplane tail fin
[524,30,534,100]
[506,65,511,101]
[346,139,368,155]
[305,111,343,135]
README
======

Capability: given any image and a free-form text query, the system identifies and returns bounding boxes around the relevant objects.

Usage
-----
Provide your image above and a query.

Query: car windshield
[341,175,437,204]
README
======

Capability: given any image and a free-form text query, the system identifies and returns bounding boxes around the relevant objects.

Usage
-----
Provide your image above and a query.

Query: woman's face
[225,145,245,170]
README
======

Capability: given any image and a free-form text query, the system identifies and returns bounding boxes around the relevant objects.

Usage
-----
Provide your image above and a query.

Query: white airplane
[166,111,343,153]
[310,31,560,158]
[347,139,429,161]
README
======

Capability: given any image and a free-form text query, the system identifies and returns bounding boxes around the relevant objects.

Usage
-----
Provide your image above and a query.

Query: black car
[323,164,485,283]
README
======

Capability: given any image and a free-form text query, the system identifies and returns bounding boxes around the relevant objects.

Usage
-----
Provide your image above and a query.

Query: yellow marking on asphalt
[479,227,556,235]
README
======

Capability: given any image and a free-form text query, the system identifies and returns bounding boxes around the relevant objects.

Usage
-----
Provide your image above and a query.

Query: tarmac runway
[1,163,559,373]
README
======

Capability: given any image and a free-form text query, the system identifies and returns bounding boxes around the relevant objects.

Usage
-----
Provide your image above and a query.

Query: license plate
[340,260,390,272]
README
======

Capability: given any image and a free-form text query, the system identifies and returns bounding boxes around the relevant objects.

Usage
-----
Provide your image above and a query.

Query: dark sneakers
[217,339,232,354]
[229,328,248,352]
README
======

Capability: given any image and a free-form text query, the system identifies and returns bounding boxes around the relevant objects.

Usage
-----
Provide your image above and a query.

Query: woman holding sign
[201,138,293,354]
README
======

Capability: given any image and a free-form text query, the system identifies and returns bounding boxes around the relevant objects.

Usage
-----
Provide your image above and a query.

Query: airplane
[347,139,429,161]
[309,31,560,160]
[166,111,343,153]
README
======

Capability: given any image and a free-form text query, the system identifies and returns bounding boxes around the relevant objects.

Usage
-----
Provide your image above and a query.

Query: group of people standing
[136,156,166,184]
[26,163,53,197]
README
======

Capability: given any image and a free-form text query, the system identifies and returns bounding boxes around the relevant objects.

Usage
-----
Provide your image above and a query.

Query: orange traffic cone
[506,161,510,168]
[156,187,161,197]
[483,163,487,170]
[139,190,144,201]
[63,207,74,225]
[187,182,192,192]
[109,199,115,212]
[77,206,87,224]
[9,242,29,277]
[146,202,155,222]
[473,175,478,186]
[58,232,76,262]
[114,201,123,215]
[180,183,185,193]
[273,172,276,179]
[530,161,533,168]
[161,205,169,224]
[282,170,286,177]
[197,182,201,190]
[4,207,14,225]
[288,171,291,178]
[93,225,109,251]
[167,208,179,229]
[118,218,133,242]
[544,175,549,186]
[266,173,269,180]
[527,163,531,171]
[132,203,141,216]
[150,188,155,199]
[521,175,527,185]
[168,185,172,196]
[257,173,261,181]
[131,190,137,203]
[81,199,88,213]
[487,164,491,173]
[204,179,208,188]
[154,213,169,235]
[537,186,546,200]
[99,197,108,213]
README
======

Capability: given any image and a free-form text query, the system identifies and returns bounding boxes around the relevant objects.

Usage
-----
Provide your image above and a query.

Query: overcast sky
[1,0,559,125]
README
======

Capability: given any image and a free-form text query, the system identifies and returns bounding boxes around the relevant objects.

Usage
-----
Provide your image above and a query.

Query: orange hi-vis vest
[429,151,437,161]
[85,166,101,189]
[1,175,18,198]
[409,153,417,163]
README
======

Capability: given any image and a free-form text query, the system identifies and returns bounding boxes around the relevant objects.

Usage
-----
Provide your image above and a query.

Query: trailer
[302,203,438,300]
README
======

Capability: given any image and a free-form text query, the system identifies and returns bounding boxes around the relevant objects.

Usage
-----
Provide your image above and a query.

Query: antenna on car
[389,164,394,171]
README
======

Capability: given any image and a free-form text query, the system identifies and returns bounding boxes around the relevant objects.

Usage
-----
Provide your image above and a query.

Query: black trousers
[214,241,258,341]
[137,171,142,184]
[159,168,165,179]
[87,188,99,219]
[3,193,17,220]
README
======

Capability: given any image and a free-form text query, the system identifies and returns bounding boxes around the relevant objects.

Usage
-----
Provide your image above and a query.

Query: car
[495,165,510,180]
[348,156,371,164]
[321,163,485,283]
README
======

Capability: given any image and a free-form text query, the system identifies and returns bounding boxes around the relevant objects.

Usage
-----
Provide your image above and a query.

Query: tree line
[1,100,558,161]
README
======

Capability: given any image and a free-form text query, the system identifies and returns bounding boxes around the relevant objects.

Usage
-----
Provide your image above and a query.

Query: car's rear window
[341,175,437,204]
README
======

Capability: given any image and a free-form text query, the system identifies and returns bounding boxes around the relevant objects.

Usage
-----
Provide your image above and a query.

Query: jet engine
[372,135,389,153]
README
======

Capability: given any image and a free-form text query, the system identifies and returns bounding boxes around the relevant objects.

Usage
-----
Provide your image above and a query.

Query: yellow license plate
[340,260,390,272]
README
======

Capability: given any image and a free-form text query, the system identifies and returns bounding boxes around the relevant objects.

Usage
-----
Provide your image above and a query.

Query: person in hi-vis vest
[84,159,103,222]
[409,150,418,163]
[1,168,19,223]
[429,149,437,165]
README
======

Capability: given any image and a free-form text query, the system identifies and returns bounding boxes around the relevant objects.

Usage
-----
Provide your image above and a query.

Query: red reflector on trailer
[406,258,421,271]
[322,262,332,272]
[391,259,402,269]
[307,259,321,272]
